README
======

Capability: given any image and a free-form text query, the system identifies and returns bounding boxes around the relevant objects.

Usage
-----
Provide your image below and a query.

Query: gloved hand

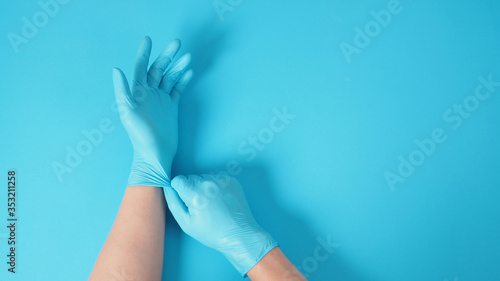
[164,174,278,277]
[113,36,193,187]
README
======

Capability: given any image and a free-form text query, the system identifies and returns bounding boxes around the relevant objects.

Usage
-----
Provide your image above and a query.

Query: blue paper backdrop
[1,0,499,280]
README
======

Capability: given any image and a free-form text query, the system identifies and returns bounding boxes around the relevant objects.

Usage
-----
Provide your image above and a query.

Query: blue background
[1,0,499,280]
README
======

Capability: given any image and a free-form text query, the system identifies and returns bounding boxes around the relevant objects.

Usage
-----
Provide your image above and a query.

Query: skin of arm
[89,186,166,280]
[89,36,192,280]
[247,247,308,281]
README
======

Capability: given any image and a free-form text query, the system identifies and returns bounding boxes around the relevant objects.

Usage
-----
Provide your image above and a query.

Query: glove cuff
[222,229,279,277]
[127,156,171,187]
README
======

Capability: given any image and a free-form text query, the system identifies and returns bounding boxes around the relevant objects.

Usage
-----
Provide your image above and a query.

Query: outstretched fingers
[147,39,181,87]
[159,53,191,94]
[130,37,192,102]
[170,69,194,103]
[133,36,152,84]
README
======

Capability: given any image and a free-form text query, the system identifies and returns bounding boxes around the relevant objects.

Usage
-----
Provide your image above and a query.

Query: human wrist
[221,227,278,277]
[127,154,172,187]
[247,247,307,281]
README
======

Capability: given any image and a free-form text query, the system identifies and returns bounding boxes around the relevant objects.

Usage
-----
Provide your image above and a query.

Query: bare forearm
[247,247,307,281]
[89,186,166,281]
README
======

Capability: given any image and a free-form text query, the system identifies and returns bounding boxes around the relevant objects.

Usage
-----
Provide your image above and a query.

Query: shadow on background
[234,163,373,281]
[173,19,232,172]
[162,18,232,281]
[163,17,372,281]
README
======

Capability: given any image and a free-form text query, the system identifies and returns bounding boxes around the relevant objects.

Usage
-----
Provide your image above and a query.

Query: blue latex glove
[113,36,193,187]
[164,174,278,277]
